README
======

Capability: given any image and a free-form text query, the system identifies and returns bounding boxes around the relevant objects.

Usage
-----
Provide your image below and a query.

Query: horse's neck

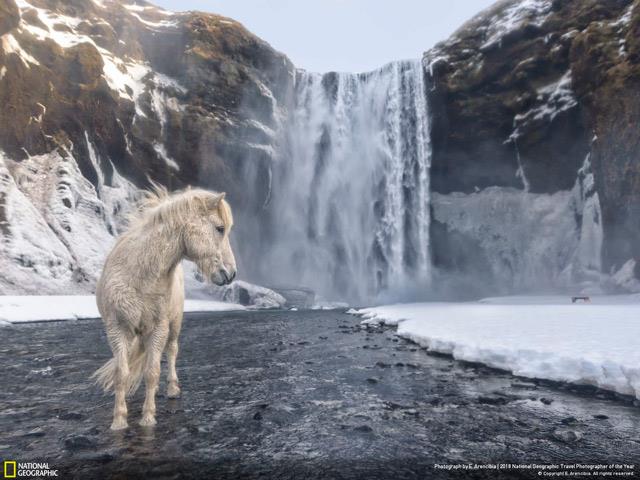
[133,222,184,280]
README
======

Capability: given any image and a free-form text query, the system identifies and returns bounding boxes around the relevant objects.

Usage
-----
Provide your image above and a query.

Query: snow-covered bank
[479,294,640,305]
[0,295,245,324]
[352,296,640,400]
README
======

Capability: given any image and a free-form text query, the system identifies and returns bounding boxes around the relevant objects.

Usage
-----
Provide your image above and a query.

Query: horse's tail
[92,336,146,396]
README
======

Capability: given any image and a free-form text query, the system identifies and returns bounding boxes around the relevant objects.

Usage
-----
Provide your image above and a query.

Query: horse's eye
[216,226,225,235]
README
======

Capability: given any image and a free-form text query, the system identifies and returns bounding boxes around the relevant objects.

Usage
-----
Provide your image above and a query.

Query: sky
[152,0,496,73]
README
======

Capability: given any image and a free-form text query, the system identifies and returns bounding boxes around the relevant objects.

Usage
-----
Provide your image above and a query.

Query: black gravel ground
[1,310,639,479]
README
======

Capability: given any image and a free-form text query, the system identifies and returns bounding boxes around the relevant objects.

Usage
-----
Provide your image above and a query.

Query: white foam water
[260,60,433,302]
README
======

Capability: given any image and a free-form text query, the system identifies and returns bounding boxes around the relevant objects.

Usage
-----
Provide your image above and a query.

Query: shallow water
[1,310,639,479]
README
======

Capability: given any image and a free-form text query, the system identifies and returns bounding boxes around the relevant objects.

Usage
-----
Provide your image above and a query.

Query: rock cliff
[0,0,293,293]
[426,0,640,290]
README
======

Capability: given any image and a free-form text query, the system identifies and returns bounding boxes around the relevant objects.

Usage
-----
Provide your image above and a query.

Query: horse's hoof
[110,418,128,430]
[139,415,157,427]
[167,384,181,399]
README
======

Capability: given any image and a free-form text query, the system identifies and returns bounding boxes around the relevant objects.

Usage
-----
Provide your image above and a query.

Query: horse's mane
[128,183,233,231]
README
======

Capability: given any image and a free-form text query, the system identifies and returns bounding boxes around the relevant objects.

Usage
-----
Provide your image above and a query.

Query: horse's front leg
[140,325,169,427]
[166,313,183,398]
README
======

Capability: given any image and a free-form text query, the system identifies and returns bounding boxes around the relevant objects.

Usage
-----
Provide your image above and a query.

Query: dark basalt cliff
[426,0,640,278]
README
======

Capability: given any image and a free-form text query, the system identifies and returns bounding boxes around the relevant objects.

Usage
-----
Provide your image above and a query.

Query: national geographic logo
[2,462,15,479]
[3,461,58,478]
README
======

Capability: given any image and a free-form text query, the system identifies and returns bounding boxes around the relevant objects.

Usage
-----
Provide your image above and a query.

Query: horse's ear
[206,192,225,210]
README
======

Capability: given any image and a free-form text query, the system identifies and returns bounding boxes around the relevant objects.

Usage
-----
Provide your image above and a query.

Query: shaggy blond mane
[129,184,233,231]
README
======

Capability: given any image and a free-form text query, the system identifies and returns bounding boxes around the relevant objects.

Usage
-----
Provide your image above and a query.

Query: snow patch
[0,295,245,323]
[153,143,179,171]
[100,56,150,104]
[15,0,154,104]
[127,11,179,29]
[509,71,577,141]
[154,72,187,93]
[16,0,85,49]
[611,3,635,57]
[84,132,139,233]
[351,298,640,399]
[612,3,634,28]
[481,0,553,50]
[124,3,174,16]
[426,55,447,77]
[0,152,76,293]
[246,119,275,138]
[1,33,40,67]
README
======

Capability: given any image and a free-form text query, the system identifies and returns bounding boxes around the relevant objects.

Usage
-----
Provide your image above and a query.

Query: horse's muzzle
[213,268,236,286]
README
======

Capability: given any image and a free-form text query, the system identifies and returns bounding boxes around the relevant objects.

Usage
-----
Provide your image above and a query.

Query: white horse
[93,186,237,430]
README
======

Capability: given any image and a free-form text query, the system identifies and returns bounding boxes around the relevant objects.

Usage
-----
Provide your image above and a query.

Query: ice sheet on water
[352,297,640,399]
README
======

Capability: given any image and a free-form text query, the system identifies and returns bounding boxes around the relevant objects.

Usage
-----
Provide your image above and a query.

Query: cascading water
[233,60,613,303]
[258,60,432,302]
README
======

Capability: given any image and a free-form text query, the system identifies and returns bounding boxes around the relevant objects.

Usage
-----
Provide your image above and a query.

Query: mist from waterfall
[257,60,432,303]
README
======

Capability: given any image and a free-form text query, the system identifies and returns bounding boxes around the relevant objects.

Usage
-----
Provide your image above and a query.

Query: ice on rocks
[183,263,286,309]
[208,280,286,309]
[432,187,578,292]
[610,260,640,293]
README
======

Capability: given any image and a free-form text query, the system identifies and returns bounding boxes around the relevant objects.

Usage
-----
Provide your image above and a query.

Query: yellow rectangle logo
[3,461,16,479]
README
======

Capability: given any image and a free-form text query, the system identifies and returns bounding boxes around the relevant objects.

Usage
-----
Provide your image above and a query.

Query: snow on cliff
[480,0,553,50]
[0,149,138,294]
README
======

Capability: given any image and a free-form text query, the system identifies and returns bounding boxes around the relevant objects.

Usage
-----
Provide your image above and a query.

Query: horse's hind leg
[107,328,131,430]
[166,313,183,398]
[140,325,169,427]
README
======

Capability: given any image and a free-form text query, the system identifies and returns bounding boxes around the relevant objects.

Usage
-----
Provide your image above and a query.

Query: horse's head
[183,191,237,286]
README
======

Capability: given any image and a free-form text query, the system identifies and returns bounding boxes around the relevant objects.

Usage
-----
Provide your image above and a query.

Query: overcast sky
[152,0,496,73]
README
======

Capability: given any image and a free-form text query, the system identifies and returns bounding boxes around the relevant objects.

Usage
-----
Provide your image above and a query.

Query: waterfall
[260,60,432,302]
